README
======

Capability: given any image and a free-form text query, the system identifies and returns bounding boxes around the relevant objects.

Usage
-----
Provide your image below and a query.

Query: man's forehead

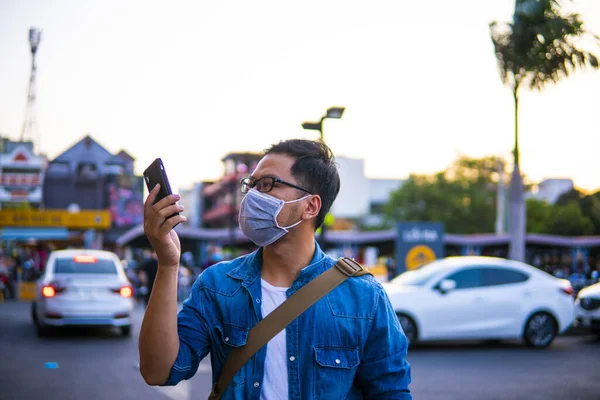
[252,153,295,179]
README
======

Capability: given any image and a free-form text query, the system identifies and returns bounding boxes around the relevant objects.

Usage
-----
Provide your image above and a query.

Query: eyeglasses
[240,176,312,195]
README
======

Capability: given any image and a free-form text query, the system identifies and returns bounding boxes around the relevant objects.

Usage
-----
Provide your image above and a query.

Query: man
[139,139,412,399]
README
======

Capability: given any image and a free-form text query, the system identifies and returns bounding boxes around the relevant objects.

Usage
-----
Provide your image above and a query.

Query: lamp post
[301,106,345,142]
[301,106,345,250]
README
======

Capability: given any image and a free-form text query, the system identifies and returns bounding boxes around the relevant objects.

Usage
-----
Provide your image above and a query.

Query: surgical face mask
[238,189,310,247]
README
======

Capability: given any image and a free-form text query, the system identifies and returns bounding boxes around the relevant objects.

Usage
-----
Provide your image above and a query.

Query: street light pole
[301,106,345,142]
[301,106,345,250]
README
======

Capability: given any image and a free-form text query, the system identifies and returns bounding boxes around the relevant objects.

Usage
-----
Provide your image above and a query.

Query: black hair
[263,139,340,230]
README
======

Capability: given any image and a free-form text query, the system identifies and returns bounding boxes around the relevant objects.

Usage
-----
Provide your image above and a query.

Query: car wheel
[121,325,132,337]
[396,313,418,345]
[31,303,49,337]
[523,312,557,349]
[31,302,38,324]
[36,324,51,337]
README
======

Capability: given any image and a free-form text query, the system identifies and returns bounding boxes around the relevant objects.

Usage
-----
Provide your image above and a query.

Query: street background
[1,0,600,399]
[1,300,599,400]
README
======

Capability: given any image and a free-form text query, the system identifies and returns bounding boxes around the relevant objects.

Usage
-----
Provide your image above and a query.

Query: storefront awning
[0,227,70,241]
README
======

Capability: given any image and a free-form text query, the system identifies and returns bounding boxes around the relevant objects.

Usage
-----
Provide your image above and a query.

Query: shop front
[0,209,111,300]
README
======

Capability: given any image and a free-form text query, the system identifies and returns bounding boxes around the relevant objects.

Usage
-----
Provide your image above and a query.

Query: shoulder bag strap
[208,257,372,399]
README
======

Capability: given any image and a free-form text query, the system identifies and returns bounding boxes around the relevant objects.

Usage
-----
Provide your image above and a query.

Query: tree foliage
[526,198,594,236]
[385,155,597,236]
[490,0,599,92]
[385,156,504,234]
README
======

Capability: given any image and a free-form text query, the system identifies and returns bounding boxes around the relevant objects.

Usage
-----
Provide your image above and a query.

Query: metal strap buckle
[336,257,364,277]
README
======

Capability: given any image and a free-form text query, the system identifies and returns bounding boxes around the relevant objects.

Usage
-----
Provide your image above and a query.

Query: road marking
[198,364,211,373]
[141,361,210,400]
[156,380,191,400]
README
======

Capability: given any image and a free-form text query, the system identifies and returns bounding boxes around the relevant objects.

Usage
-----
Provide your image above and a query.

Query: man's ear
[303,195,321,222]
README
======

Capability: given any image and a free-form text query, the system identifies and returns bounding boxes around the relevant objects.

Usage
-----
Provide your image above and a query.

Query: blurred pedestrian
[139,250,158,307]
[0,254,15,299]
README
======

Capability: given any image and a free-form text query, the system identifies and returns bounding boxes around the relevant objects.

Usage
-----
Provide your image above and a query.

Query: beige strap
[208,257,372,399]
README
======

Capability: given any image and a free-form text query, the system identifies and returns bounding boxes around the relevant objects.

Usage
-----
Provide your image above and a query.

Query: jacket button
[289,356,295,361]
[224,337,229,342]
[254,382,260,388]
[335,359,341,364]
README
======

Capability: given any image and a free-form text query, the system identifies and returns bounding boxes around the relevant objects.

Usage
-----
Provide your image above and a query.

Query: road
[1,300,599,400]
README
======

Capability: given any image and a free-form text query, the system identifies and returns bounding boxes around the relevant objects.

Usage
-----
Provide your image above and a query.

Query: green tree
[526,197,594,235]
[525,198,552,233]
[556,189,600,234]
[490,0,599,261]
[547,201,594,235]
[385,156,504,234]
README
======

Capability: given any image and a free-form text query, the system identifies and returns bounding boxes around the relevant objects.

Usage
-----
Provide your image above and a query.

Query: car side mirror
[438,279,457,294]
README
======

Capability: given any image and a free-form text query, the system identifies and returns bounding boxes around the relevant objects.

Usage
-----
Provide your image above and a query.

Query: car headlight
[578,297,600,311]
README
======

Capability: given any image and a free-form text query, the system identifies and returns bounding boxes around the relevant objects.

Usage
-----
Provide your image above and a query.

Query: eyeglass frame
[240,176,312,195]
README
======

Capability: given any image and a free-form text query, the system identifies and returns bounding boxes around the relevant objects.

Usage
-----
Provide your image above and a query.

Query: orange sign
[0,210,111,229]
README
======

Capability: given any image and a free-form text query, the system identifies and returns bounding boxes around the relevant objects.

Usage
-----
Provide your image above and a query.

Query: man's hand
[143,184,186,268]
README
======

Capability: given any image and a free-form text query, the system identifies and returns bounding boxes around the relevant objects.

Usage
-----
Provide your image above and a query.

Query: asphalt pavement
[1,300,599,400]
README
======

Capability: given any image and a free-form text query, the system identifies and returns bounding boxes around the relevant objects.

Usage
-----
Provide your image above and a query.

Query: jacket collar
[227,240,332,288]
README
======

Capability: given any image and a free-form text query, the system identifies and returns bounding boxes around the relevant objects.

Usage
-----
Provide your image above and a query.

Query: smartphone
[143,158,180,223]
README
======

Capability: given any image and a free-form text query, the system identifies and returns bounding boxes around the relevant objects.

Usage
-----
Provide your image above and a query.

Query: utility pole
[495,159,506,234]
[20,28,42,152]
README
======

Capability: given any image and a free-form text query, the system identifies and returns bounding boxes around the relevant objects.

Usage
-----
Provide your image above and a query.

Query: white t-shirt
[260,278,289,400]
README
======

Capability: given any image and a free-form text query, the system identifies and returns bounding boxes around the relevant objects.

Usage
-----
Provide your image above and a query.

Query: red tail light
[112,286,133,298]
[42,285,56,297]
[42,283,66,298]
[560,286,574,296]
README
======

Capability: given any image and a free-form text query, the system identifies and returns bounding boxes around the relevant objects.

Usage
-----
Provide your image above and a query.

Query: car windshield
[391,261,448,286]
[54,257,118,274]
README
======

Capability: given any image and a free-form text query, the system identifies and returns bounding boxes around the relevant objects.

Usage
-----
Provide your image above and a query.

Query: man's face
[249,153,308,228]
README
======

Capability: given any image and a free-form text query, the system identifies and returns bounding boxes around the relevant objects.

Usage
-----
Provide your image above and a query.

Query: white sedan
[32,249,135,337]
[383,256,575,348]
[574,281,600,337]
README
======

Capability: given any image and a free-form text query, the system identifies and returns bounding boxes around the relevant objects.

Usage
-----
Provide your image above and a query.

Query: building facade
[178,182,205,229]
[0,137,46,210]
[527,178,574,204]
[42,135,143,247]
[330,156,371,219]
[201,152,261,232]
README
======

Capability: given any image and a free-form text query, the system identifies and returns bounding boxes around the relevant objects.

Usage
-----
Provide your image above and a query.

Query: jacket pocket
[313,345,359,399]
[216,322,249,348]
[215,322,249,390]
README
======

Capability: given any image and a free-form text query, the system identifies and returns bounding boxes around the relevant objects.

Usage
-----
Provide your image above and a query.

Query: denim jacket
[164,242,412,399]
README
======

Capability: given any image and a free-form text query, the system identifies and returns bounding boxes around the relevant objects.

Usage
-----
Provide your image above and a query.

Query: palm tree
[490,0,599,261]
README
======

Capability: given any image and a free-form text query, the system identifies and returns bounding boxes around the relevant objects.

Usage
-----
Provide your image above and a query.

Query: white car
[32,249,135,337]
[383,256,575,349]
[574,281,600,337]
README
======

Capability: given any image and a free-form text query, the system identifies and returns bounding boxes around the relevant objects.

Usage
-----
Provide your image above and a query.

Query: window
[77,162,99,179]
[443,268,481,290]
[54,258,117,274]
[481,268,529,287]
[392,266,443,286]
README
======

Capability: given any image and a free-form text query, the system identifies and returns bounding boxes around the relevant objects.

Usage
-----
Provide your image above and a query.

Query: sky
[1,0,599,194]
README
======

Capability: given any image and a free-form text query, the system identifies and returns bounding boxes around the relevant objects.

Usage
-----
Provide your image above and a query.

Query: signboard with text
[0,210,111,229]
[396,222,444,273]
[0,144,46,205]
[105,175,144,228]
